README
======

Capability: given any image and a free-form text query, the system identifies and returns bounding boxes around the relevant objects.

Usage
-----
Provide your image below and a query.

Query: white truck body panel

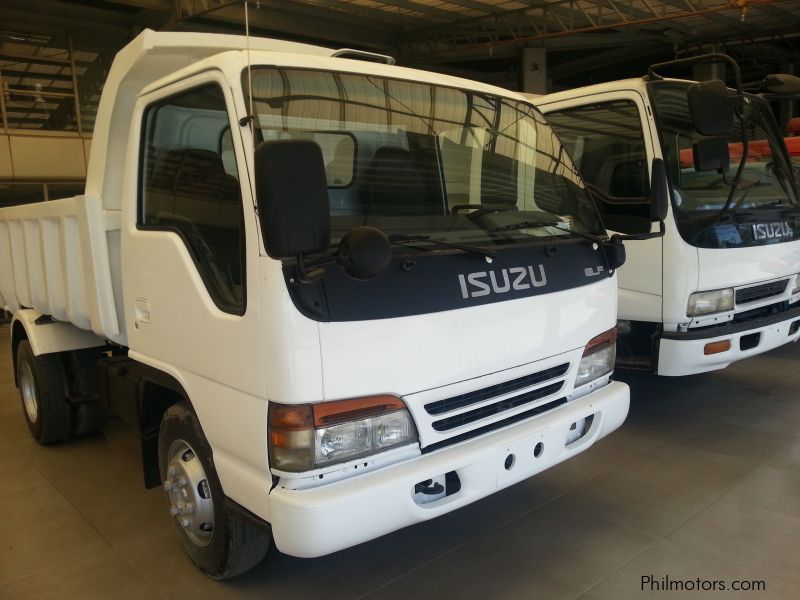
[318,277,616,402]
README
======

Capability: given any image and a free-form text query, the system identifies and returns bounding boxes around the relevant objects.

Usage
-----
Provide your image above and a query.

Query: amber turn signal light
[703,340,731,355]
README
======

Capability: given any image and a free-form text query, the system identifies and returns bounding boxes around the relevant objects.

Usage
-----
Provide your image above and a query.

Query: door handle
[135,298,151,325]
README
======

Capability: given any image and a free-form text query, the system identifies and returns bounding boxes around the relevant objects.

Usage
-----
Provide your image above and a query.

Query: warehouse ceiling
[1,0,799,132]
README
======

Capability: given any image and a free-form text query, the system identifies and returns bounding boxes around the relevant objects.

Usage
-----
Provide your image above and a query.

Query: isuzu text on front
[0,30,632,578]
[538,55,800,376]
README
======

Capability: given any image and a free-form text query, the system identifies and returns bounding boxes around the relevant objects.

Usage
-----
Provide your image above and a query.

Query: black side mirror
[687,79,734,136]
[338,226,393,281]
[692,137,730,173]
[254,140,330,259]
[648,158,669,222]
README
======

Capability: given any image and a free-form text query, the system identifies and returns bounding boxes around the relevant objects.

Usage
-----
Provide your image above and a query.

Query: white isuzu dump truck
[0,30,632,578]
[538,55,800,376]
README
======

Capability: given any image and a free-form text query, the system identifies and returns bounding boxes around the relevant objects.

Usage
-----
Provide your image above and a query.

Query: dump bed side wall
[0,195,126,345]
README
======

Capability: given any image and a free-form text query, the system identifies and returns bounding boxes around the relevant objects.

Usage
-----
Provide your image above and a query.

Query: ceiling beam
[549,42,667,78]
[397,0,792,60]
[367,0,461,20]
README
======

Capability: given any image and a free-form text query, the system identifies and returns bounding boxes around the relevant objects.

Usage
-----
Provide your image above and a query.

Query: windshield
[651,82,799,216]
[246,67,603,249]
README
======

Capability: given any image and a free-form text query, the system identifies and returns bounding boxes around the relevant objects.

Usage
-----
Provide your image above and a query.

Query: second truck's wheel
[158,402,271,579]
[16,340,70,444]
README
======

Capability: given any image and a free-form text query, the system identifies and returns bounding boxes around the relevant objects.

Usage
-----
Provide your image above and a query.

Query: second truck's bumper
[268,380,629,558]
[658,306,800,376]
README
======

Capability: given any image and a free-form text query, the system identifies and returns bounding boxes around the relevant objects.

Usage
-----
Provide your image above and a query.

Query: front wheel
[158,402,271,579]
[16,340,70,444]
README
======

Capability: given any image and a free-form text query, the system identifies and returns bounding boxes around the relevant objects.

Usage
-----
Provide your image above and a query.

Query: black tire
[16,340,70,444]
[158,402,271,579]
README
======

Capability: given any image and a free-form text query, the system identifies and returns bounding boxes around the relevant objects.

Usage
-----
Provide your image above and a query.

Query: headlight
[269,396,418,472]
[792,275,800,295]
[574,328,616,387]
[687,288,734,316]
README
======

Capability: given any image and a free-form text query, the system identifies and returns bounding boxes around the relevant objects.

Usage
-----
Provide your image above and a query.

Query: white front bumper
[658,310,800,376]
[268,380,629,557]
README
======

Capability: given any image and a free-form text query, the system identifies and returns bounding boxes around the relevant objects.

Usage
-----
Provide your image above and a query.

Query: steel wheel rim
[163,439,215,547]
[19,362,38,424]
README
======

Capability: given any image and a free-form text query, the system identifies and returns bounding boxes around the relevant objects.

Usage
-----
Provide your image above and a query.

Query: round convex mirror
[338,226,392,281]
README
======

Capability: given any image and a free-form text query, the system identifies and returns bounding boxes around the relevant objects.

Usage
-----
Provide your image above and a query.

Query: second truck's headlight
[574,328,616,387]
[269,396,418,472]
[792,275,800,295]
[687,288,734,316]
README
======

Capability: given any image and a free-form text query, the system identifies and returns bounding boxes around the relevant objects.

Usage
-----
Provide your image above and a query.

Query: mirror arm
[295,253,326,285]
[611,220,666,242]
[648,53,743,95]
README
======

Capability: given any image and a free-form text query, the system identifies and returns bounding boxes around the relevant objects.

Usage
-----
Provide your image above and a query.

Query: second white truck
[539,55,800,376]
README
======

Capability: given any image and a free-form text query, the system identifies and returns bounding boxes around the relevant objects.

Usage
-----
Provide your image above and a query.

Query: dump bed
[0,195,125,345]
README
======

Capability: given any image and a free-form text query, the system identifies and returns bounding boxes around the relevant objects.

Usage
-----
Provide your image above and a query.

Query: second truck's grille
[736,280,788,305]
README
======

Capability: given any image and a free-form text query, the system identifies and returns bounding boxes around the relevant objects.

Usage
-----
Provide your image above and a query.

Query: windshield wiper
[388,234,496,263]
[760,199,800,210]
[489,220,607,244]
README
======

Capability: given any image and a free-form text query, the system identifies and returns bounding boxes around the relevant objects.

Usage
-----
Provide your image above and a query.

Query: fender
[12,308,107,357]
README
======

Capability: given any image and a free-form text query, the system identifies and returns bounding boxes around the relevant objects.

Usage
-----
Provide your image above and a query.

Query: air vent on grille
[424,363,570,416]
[431,381,564,431]
[735,280,788,305]
[423,397,568,453]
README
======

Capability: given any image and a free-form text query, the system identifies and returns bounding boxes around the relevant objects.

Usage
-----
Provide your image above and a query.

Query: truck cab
[1,30,629,577]
[538,72,800,376]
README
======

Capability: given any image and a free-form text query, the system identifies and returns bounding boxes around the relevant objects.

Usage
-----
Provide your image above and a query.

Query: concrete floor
[1,322,799,599]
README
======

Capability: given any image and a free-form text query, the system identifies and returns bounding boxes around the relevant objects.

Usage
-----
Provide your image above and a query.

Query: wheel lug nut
[163,480,172,491]
[180,518,190,528]
[169,507,179,517]
[179,478,187,487]
[184,503,194,513]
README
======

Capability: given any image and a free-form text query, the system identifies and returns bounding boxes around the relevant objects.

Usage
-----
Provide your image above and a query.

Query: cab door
[543,91,663,323]
[122,71,269,506]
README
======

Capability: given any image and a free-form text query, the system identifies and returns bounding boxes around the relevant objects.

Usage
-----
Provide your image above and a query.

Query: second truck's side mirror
[648,158,669,222]
[254,140,331,260]
[687,79,734,136]
[692,137,730,173]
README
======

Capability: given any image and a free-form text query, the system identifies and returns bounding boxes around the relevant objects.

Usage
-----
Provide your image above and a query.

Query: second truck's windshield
[246,67,604,249]
[651,82,799,215]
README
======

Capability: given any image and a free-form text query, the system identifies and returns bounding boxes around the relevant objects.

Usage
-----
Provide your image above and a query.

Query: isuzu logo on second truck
[752,222,793,240]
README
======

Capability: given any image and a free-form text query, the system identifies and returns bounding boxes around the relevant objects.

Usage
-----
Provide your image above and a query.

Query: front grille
[414,359,573,451]
[733,300,789,323]
[736,280,788,305]
[423,397,568,454]
[431,381,564,432]
[424,363,569,416]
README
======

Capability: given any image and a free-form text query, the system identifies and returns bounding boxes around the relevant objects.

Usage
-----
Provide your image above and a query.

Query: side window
[140,84,245,314]
[547,100,652,231]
